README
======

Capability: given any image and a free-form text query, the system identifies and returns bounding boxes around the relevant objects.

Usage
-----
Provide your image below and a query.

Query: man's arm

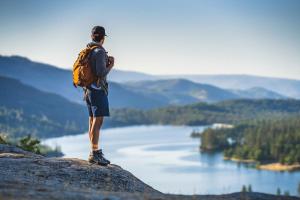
[94,49,111,78]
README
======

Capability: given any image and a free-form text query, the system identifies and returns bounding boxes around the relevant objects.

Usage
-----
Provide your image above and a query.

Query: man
[85,26,114,166]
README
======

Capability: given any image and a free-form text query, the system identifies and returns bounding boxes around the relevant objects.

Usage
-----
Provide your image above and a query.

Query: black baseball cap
[91,26,107,36]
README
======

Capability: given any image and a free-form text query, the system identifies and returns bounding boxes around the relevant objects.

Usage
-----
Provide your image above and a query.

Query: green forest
[0,76,88,139]
[108,99,300,127]
[197,116,300,165]
[0,106,87,139]
[1,98,300,139]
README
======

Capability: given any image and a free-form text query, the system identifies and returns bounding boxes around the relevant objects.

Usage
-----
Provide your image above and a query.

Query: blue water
[43,125,300,196]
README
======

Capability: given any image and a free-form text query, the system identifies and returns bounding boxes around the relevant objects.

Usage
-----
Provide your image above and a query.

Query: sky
[0,0,300,79]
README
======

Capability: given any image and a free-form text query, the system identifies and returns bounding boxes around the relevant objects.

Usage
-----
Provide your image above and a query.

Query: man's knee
[93,117,104,128]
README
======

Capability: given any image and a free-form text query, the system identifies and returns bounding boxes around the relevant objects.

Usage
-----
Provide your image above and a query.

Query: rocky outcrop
[0,144,299,200]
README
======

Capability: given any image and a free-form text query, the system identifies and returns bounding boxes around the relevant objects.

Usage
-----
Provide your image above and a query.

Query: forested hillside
[1,74,300,140]
[108,99,300,127]
[0,76,87,138]
[198,117,300,165]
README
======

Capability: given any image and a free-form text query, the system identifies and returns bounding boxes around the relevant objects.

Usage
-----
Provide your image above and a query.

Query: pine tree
[18,135,41,154]
[284,191,290,196]
[248,184,252,192]
[276,188,281,196]
[241,185,247,193]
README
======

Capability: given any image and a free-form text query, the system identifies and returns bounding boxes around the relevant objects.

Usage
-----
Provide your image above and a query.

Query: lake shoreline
[258,163,300,171]
[223,156,256,163]
[224,156,300,171]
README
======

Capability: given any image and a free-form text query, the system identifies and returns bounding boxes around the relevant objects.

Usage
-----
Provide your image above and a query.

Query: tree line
[108,99,300,127]
[198,116,300,165]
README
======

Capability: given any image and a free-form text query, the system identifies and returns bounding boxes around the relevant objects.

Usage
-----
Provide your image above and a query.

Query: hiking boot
[88,149,110,166]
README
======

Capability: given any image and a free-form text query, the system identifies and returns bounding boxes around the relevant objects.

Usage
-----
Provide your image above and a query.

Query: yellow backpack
[73,46,99,88]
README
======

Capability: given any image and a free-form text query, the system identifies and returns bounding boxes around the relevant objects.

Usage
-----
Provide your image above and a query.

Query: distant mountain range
[110,70,300,99]
[1,55,299,139]
[108,66,300,99]
[229,87,286,99]
[159,74,300,99]
[109,69,156,82]
[109,68,300,99]
[0,55,80,101]
[0,55,294,110]
[112,71,300,99]
[123,79,239,104]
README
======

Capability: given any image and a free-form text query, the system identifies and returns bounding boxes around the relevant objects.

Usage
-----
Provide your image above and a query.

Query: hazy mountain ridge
[108,82,166,109]
[0,55,294,110]
[109,68,156,82]
[123,79,240,103]
[0,55,81,102]
[160,74,300,98]
[230,87,287,99]
[0,55,161,108]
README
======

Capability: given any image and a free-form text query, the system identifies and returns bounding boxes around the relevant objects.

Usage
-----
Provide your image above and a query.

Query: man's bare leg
[88,116,110,165]
[88,116,93,147]
[90,117,104,151]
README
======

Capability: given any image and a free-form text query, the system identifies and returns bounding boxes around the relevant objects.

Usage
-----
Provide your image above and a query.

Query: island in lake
[192,116,300,171]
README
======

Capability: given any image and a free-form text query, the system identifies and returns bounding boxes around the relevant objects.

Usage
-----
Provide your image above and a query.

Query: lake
[43,125,300,196]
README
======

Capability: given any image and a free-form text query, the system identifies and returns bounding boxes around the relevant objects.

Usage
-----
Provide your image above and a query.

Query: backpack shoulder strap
[88,45,102,58]
[89,45,100,50]
[87,45,101,61]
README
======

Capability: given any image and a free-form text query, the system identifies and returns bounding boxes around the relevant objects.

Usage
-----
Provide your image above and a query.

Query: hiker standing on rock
[73,26,114,166]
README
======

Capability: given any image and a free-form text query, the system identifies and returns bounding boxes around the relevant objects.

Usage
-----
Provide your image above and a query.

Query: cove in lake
[43,125,300,195]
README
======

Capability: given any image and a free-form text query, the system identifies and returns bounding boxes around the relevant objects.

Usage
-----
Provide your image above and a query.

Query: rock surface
[0,144,299,200]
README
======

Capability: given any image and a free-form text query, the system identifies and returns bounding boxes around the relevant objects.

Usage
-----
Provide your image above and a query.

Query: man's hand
[107,56,115,68]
